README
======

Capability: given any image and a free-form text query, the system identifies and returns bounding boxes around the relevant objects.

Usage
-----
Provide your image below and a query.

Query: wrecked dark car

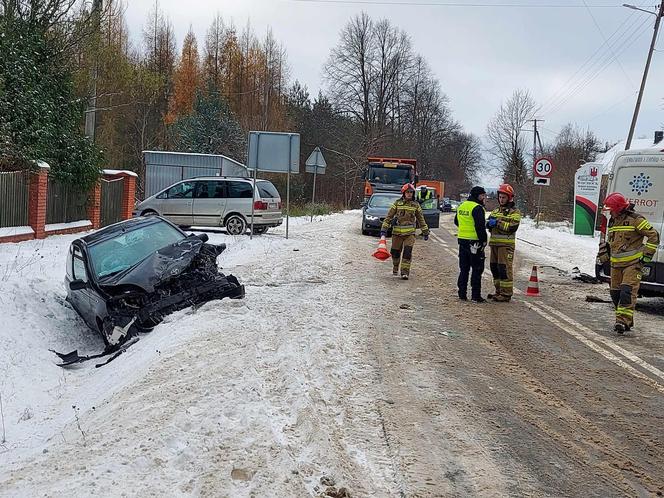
[65,216,245,348]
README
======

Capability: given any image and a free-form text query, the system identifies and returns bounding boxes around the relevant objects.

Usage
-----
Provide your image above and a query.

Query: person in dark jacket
[454,186,488,302]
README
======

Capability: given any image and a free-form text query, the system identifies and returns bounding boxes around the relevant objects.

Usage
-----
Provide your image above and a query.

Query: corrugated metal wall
[0,170,29,228]
[143,151,248,198]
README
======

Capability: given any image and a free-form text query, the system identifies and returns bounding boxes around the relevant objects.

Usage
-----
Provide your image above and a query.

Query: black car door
[69,246,99,330]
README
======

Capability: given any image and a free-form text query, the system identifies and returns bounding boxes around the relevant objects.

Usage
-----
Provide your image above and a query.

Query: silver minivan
[133,177,283,235]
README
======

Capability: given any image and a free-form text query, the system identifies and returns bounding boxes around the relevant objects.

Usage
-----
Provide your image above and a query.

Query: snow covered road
[1,211,663,497]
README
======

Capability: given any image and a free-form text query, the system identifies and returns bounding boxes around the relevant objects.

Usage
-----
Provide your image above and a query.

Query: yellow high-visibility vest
[457,200,481,240]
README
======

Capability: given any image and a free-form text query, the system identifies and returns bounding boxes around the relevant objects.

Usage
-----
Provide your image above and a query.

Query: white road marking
[521,300,664,395]
[536,301,664,383]
[437,222,664,392]
[430,232,448,246]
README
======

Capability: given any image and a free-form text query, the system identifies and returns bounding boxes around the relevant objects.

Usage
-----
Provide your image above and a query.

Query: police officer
[416,185,433,204]
[454,186,488,302]
[597,192,659,333]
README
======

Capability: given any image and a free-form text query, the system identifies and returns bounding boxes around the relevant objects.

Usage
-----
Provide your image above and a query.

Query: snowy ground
[0,213,376,496]
[516,218,600,275]
[0,211,660,496]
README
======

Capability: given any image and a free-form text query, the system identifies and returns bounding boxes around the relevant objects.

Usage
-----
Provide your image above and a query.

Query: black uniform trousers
[458,241,485,299]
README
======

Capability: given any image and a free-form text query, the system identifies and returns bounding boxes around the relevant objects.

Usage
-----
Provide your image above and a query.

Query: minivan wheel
[226,215,247,235]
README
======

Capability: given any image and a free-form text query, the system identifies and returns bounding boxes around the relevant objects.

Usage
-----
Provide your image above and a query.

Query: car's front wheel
[225,214,247,235]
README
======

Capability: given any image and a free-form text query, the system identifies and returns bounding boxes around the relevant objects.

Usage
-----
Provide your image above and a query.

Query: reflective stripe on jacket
[381,198,429,236]
[488,205,521,247]
[603,209,660,267]
[456,200,481,240]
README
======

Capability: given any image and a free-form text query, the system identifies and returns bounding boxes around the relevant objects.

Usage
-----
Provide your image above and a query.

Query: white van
[133,177,282,235]
[599,148,664,296]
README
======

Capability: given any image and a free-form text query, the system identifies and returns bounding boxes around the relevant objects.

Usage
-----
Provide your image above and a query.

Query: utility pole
[624,2,664,150]
[84,0,103,142]
[530,118,544,227]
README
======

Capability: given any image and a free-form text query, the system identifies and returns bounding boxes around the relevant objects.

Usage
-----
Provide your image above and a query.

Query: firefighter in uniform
[381,183,430,280]
[486,183,521,302]
[454,186,488,302]
[597,192,660,334]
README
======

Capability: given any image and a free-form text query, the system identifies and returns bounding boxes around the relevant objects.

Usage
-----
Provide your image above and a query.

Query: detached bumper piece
[50,337,140,368]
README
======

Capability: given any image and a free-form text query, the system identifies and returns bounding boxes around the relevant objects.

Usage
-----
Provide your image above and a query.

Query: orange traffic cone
[526,265,541,297]
[372,235,391,261]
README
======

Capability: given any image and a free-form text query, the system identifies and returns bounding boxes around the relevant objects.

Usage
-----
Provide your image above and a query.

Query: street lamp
[623,3,664,150]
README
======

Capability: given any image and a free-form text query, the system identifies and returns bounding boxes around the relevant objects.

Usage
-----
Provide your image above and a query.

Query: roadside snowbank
[517,218,599,274]
[0,212,366,496]
[0,216,338,461]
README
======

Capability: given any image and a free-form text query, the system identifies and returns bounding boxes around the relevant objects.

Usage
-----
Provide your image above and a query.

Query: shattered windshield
[89,221,186,279]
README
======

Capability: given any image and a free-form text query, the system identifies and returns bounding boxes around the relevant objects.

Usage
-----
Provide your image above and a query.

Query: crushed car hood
[99,237,224,293]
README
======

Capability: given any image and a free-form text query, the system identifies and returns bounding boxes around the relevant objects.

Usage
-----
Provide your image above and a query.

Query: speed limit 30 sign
[534,157,554,186]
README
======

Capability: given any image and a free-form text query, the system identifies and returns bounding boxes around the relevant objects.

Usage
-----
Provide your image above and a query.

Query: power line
[289,0,622,7]
[582,0,634,86]
[544,14,651,117]
[584,91,638,123]
[535,9,643,116]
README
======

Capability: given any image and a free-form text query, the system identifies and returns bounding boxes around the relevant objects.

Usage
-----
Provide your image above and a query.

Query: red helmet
[603,192,629,213]
[497,183,515,201]
[401,183,416,194]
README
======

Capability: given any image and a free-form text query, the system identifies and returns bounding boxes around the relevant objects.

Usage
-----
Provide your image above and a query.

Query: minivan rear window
[227,181,254,198]
[257,181,280,199]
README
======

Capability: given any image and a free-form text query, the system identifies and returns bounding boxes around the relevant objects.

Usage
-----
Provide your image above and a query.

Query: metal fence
[46,177,89,225]
[0,170,30,228]
[101,177,124,227]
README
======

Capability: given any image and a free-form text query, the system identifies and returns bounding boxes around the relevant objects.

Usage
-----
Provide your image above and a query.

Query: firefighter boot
[493,294,511,303]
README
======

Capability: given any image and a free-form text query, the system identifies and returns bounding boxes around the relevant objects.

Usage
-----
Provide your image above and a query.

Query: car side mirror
[414,174,420,184]
[196,233,209,243]
[360,201,367,207]
[69,279,88,291]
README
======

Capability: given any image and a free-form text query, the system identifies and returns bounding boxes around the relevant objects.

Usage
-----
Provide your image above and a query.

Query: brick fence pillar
[28,162,49,239]
[87,181,102,229]
[121,174,137,220]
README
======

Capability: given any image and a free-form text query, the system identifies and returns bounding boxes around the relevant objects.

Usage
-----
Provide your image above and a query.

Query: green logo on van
[629,173,653,196]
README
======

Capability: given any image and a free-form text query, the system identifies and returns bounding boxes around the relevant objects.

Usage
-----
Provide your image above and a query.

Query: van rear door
[256,180,283,223]
[611,150,664,284]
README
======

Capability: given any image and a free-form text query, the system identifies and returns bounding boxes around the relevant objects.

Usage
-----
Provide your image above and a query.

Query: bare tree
[486,89,537,199]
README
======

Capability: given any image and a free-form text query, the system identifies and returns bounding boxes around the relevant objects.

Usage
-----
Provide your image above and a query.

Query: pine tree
[0,16,102,187]
[172,89,246,161]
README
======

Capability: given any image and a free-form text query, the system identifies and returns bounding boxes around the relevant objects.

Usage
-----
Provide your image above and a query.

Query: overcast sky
[124,0,664,156]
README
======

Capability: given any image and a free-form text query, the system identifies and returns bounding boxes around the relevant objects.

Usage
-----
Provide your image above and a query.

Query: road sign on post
[247,131,300,239]
[533,157,554,227]
[533,157,554,182]
[305,147,327,222]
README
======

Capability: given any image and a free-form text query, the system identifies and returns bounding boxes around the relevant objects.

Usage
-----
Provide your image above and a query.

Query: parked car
[133,177,282,235]
[65,216,245,347]
[449,200,459,212]
[362,192,402,235]
[439,197,452,212]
